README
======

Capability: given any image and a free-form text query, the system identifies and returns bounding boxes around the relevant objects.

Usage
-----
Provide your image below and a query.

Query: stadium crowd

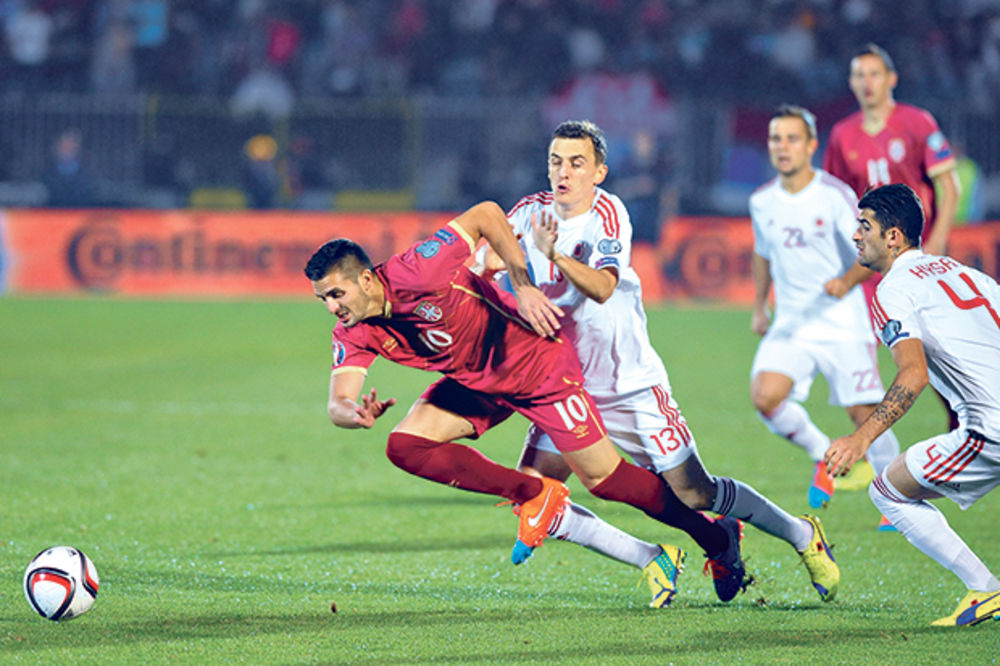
[2,0,998,216]
[3,0,1000,108]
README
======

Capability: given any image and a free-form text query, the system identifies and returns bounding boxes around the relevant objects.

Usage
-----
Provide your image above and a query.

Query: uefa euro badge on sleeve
[880,319,907,347]
[416,240,441,259]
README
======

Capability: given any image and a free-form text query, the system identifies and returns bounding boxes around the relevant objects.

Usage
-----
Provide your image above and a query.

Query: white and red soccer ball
[23,546,99,621]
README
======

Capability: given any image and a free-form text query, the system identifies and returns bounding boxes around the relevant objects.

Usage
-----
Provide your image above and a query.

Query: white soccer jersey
[749,170,871,340]
[871,250,1000,440]
[507,187,668,398]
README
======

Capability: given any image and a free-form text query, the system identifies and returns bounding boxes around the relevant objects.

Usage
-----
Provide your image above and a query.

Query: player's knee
[385,432,435,473]
[751,388,782,415]
[869,470,908,512]
[750,375,788,414]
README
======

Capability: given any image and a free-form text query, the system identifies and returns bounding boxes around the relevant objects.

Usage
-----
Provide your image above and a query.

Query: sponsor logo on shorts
[573,424,590,438]
[416,240,441,258]
[880,319,909,346]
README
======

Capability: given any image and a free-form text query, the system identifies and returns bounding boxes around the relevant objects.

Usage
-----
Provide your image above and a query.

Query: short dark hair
[772,104,818,140]
[304,238,373,281]
[858,184,924,247]
[854,43,896,73]
[552,120,608,165]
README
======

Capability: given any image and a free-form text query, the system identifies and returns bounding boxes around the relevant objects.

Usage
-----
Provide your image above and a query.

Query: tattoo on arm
[871,383,918,427]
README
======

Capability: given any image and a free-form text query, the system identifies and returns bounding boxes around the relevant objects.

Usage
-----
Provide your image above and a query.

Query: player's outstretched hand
[824,276,850,299]
[514,284,564,338]
[824,433,868,477]
[531,211,559,261]
[353,388,397,428]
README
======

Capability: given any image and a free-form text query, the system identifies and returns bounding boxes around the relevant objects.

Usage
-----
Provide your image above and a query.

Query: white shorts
[522,385,699,474]
[904,429,1000,510]
[751,334,886,407]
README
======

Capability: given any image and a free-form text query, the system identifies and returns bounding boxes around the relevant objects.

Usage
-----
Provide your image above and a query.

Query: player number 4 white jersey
[871,250,1000,440]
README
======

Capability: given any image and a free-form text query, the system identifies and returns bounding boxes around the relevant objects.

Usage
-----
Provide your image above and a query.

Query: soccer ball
[23,546,100,621]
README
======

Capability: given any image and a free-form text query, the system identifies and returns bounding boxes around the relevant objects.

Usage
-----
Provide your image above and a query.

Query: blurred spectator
[299,1,374,96]
[230,65,295,119]
[128,0,169,90]
[607,128,672,243]
[3,1,53,91]
[242,133,280,209]
[90,19,135,93]
[44,129,95,208]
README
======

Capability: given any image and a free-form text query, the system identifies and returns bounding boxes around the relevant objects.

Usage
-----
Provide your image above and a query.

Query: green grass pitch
[1,297,998,663]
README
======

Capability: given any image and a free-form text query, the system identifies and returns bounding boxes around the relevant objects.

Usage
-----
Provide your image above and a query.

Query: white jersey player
[484,120,840,607]
[748,105,899,519]
[826,182,1000,627]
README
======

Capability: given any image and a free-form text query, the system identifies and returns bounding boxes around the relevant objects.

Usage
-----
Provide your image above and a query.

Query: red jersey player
[823,43,958,256]
[303,201,745,600]
[825,44,961,430]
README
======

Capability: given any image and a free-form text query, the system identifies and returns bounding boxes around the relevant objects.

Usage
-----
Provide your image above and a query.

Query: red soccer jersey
[330,222,585,400]
[823,102,955,240]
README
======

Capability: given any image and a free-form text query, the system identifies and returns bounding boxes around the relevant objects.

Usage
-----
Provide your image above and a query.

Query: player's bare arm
[923,169,960,256]
[750,253,772,335]
[825,260,874,299]
[825,338,928,475]
[453,201,564,337]
[328,370,395,429]
[531,211,618,303]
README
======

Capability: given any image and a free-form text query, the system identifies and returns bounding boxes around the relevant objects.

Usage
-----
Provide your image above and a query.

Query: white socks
[759,400,830,462]
[870,472,1000,592]
[548,501,662,569]
[762,400,901,476]
[711,476,812,552]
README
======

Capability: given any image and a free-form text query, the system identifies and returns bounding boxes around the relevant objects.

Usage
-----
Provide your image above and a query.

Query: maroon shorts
[421,377,606,452]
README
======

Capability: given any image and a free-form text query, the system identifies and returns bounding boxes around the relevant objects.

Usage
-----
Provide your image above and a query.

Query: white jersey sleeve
[872,250,1000,440]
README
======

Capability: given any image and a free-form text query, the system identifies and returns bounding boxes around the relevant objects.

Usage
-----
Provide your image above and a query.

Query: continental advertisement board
[2,209,999,302]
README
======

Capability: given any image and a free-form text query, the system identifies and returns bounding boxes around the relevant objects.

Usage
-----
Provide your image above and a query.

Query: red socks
[385,432,541,503]
[591,459,727,555]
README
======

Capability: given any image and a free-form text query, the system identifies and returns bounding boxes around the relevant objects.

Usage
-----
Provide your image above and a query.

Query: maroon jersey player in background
[824,43,960,429]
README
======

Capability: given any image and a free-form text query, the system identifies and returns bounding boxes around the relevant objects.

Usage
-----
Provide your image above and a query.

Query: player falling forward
[481,120,839,605]
[826,183,1000,627]
[749,105,899,525]
[306,201,742,607]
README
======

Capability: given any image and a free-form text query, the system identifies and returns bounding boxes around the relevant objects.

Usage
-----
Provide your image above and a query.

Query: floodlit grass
[1,297,998,663]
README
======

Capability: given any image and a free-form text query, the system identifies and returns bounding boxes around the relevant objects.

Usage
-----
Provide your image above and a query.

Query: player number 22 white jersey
[749,170,871,340]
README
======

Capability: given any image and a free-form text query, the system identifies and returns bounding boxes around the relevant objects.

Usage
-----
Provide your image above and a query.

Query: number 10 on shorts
[553,394,590,430]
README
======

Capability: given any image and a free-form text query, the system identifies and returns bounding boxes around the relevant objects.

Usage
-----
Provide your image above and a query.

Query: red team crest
[888,138,906,163]
[415,301,443,322]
